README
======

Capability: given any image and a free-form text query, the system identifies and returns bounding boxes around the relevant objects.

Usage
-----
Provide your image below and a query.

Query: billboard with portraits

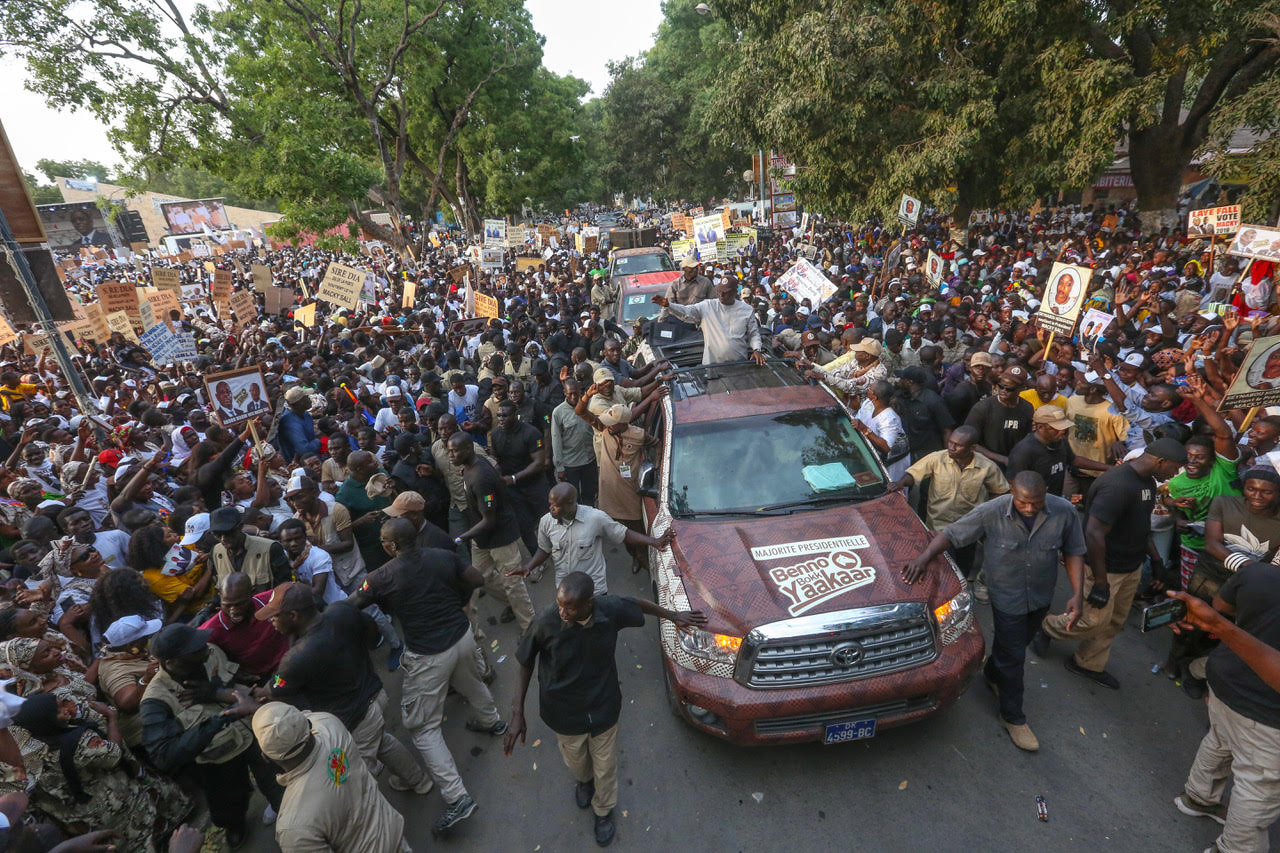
[36,203,123,253]
[1219,335,1280,412]
[160,198,231,235]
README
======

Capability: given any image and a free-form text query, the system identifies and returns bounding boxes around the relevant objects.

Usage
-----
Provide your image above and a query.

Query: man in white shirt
[373,387,408,434]
[651,280,764,366]
[279,519,345,605]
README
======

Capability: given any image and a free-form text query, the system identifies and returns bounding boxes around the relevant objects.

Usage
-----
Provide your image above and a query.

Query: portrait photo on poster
[203,365,271,427]
[1246,341,1280,391]
[1049,268,1084,314]
[1219,335,1280,411]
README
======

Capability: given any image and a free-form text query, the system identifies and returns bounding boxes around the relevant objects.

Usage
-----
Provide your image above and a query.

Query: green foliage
[21,171,62,205]
[33,158,115,184]
[593,0,745,205]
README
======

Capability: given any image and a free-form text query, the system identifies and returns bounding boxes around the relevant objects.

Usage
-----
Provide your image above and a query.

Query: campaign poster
[204,366,272,427]
[1188,204,1241,237]
[1228,225,1280,264]
[483,219,507,248]
[316,262,365,311]
[693,214,724,262]
[1219,335,1280,412]
[1036,262,1092,336]
[480,247,504,271]
[1079,308,1115,342]
[36,203,123,253]
[159,199,231,235]
[670,239,696,263]
[773,257,836,307]
[925,250,944,288]
[898,195,921,227]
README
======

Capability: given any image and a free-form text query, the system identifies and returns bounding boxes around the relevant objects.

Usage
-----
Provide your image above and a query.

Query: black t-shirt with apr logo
[965,396,1034,457]
[1083,463,1157,572]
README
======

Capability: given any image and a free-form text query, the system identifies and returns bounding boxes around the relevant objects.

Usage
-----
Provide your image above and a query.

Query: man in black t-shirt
[965,375,1034,468]
[894,366,954,458]
[1007,405,1110,498]
[258,582,431,797]
[348,518,504,835]
[1037,438,1185,688]
[489,400,550,555]
[450,431,536,631]
[1176,561,1280,846]
[504,572,705,848]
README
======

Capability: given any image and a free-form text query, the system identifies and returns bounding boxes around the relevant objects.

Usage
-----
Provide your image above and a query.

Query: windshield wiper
[670,508,767,519]
[753,493,877,513]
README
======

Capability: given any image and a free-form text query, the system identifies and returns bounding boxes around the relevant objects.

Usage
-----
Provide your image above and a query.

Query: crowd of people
[0,195,1274,851]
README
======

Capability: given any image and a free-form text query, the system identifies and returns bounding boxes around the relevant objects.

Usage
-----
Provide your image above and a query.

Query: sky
[1,0,665,180]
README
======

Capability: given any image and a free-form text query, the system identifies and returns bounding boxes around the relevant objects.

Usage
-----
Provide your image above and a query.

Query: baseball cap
[800,330,819,346]
[490,376,508,388]
[1122,352,1146,367]
[254,581,315,622]
[150,624,211,660]
[592,367,614,384]
[208,506,243,534]
[385,386,403,398]
[179,512,211,546]
[383,491,426,517]
[104,614,163,648]
[1145,437,1188,464]
[1033,405,1074,431]
[850,339,882,357]
[680,255,699,269]
[284,474,316,498]
[970,352,994,367]
[97,449,123,468]
[284,387,309,405]
[252,702,314,761]
[897,366,930,384]
[365,472,392,498]
[1004,365,1029,384]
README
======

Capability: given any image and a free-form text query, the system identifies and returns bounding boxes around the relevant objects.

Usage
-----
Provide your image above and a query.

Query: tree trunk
[454,151,480,236]
[1128,125,1189,232]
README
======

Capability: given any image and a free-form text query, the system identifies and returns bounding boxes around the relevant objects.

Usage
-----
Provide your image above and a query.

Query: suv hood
[668,494,958,635]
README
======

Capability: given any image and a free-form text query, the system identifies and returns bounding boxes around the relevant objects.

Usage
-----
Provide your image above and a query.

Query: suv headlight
[934,589,974,646]
[678,629,742,664]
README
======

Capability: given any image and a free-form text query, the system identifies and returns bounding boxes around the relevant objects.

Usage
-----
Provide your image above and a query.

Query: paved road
[241,546,1265,853]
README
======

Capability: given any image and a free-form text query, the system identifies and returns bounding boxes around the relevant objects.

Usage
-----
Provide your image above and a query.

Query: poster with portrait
[692,214,725,262]
[773,258,836,307]
[483,219,506,248]
[1188,204,1241,237]
[925,250,944,288]
[1219,335,1280,412]
[36,203,123,253]
[159,199,231,235]
[204,366,272,427]
[1036,262,1091,335]
[1079,308,1115,342]
[898,194,921,227]
[1228,225,1280,264]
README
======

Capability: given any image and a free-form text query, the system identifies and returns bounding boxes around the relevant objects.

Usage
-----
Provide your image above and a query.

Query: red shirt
[200,591,290,680]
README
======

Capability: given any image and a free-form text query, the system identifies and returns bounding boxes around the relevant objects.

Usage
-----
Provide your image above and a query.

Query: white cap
[104,614,164,648]
[1026,298,1041,310]
[1123,352,1145,367]
[385,386,403,399]
[180,512,211,546]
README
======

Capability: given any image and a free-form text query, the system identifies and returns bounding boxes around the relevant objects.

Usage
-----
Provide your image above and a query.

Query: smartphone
[59,595,76,614]
[1140,598,1187,632]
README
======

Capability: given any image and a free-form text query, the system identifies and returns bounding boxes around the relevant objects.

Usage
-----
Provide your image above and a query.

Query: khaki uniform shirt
[273,711,408,853]
[905,450,1010,530]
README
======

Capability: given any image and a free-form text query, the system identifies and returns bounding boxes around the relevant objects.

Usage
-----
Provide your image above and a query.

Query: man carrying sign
[652,280,764,366]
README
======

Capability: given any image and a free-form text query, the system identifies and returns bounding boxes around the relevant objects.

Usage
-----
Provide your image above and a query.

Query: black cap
[151,624,211,660]
[208,506,243,534]
[898,366,930,384]
[1144,437,1188,464]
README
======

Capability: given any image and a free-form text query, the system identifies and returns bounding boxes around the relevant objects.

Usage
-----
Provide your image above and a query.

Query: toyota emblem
[830,641,864,667]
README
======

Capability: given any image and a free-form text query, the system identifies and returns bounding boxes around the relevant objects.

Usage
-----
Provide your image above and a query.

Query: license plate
[823,718,876,745]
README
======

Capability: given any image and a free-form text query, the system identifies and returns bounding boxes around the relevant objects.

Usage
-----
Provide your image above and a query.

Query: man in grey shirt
[651,280,765,366]
[902,471,1085,752]
[551,380,598,507]
[663,256,715,307]
[510,483,672,590]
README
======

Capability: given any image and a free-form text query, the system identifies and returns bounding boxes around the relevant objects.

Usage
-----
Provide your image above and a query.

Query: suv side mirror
[637,462,658,498]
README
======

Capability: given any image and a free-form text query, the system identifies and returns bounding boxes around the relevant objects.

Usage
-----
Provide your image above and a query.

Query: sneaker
[262,804,277,825]
[389,775,435,795]
[465,717,508,736]
[1000,720,1039,752]
[433,795,478,834]
[499,606,516,623]
[1031,629,1050,657]
[594,811,616,847]
[1064,656,1120,689]
[575,779,595,809]
[972,581,989,604]
[1175,793,1227,825]
[387,644,404,673]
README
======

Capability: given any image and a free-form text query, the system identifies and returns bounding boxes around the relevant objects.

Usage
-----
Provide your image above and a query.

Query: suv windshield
[611,252,675,277]
[668,407,886,515]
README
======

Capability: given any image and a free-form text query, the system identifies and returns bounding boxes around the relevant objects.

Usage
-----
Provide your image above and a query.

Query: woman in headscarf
[0,607,89,671]
[11,693,191,852]
[0,637,100,723]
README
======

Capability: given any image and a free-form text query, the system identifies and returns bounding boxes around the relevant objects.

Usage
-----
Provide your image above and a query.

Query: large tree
[0,0,585,253]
